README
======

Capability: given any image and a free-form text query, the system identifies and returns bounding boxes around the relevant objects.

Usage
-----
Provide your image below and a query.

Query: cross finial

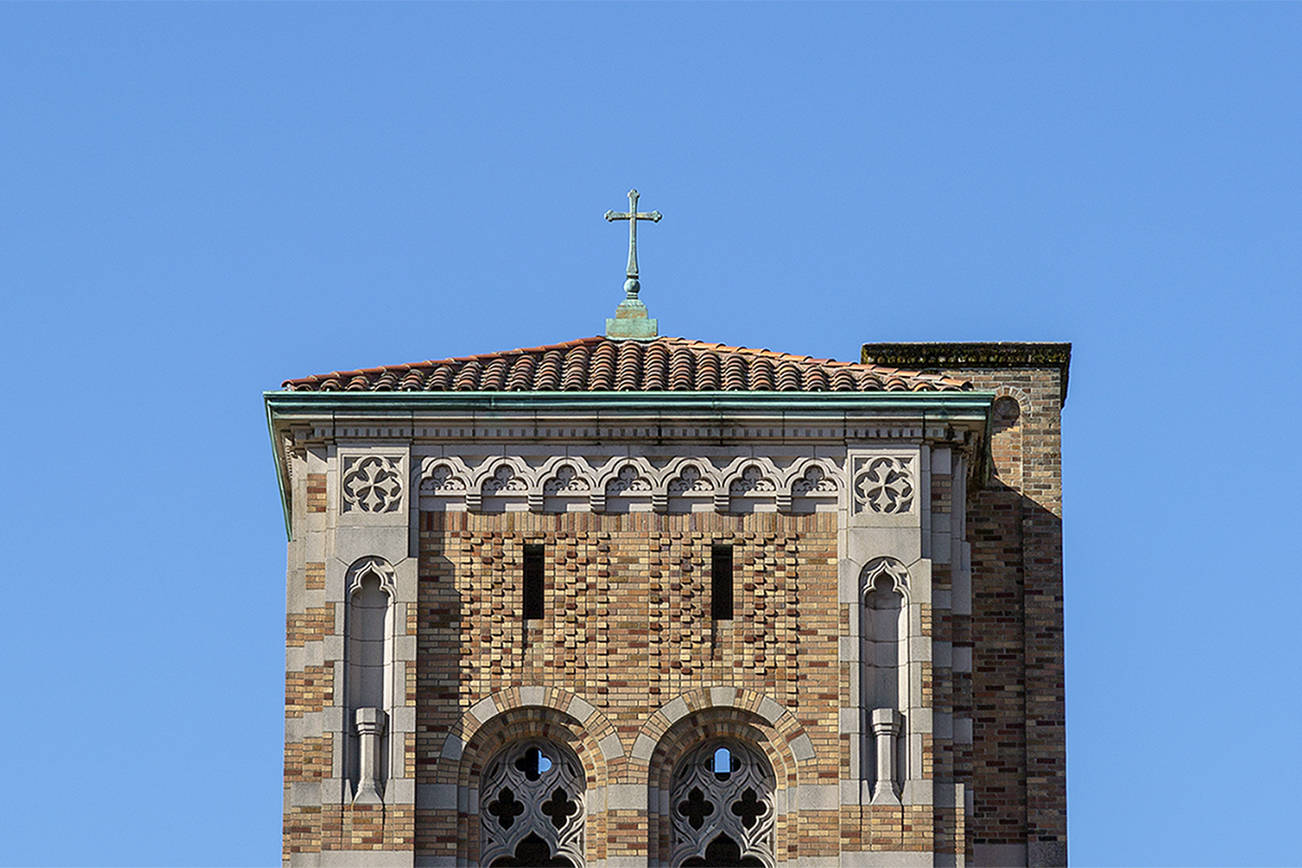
[603,188,661,341]
[604,188,662,298]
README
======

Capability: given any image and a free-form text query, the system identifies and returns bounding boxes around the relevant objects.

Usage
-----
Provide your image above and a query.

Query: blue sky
[2,3,1299,865]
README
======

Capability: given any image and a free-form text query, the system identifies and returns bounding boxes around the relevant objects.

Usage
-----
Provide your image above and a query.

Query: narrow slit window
[523,544,545,620]
[711,543,734,621]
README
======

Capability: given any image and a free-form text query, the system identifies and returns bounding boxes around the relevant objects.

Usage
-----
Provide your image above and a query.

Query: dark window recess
[523,544,545,620]
[711,544,734,621]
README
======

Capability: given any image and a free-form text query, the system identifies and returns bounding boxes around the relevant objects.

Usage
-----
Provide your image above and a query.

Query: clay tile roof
[280,336,972,393]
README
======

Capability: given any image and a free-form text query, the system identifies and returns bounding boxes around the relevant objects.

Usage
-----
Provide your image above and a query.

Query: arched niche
[345,556,397,803]
[859,557,910,803]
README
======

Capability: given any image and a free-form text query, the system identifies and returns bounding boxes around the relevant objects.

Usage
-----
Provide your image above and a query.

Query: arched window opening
[682,834,766,867]
[481,739,585,868]
[490,834,574,867]
[670,740,775,868]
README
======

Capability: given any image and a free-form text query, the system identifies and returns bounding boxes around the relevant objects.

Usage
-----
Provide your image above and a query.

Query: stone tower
[268,195,1068,867]
[268,334,1068,867]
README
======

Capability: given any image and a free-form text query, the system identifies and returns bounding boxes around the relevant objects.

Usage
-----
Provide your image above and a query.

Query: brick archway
[635,689,819,864]
[427,687,622,865]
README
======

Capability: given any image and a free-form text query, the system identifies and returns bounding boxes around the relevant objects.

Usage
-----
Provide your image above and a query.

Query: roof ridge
[282,335,972,392]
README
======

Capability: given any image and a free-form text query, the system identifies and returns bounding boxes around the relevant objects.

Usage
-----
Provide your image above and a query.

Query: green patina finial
[604,188,661,340]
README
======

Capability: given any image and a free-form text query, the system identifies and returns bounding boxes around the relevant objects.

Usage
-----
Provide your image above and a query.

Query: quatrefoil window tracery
[481,739,585,867]
[670,740,776,868]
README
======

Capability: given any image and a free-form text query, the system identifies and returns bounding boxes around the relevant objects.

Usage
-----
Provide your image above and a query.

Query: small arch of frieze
[535,455,598,491]
[776,456,843,492]
[659,455,724,493]
[468,455,535,490]
[591,455,657,493]
[415,455,473,493]
[717,456,782,493]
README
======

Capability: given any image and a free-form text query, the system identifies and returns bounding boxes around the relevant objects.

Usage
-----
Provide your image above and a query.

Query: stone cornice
[265,390,995,539]
[860,342,1072,404]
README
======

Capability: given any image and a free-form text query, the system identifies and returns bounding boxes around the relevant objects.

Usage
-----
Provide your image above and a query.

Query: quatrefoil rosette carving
[480,740,585,867]
[670,740,776,867]
[852,455,915,516]
[340,455,404,514]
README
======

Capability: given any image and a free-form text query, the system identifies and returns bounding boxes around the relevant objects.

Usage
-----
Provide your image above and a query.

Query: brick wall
[861,343,1069,864]
[413,510,842,862]
[960,368,1066,860]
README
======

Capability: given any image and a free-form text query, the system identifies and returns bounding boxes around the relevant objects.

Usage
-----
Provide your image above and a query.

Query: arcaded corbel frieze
[408,451,848,516]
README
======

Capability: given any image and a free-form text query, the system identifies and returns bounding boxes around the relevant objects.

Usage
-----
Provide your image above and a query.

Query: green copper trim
[264,389,995,415]
[265,396,293,538]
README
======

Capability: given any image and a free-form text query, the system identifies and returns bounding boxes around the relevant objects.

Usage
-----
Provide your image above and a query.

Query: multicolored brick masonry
[270,341,1068,867]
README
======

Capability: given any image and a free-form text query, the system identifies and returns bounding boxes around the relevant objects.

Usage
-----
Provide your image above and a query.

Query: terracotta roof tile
[281,336,972,394]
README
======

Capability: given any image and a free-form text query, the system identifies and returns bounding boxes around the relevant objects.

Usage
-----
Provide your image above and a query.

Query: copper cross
[604,189,662,280]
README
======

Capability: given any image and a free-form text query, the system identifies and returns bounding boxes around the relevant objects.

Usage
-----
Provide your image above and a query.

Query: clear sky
[2,3,1299,866]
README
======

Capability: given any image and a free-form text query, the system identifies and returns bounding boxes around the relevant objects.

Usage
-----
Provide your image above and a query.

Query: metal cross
[605,189,662,282]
